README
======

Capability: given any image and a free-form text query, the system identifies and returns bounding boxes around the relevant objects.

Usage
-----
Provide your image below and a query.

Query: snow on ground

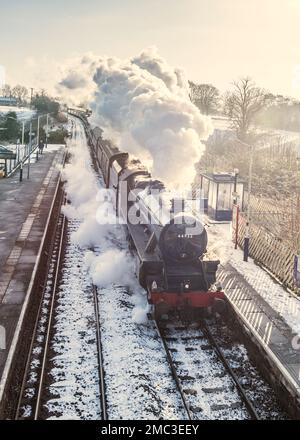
[221,342,285,419]
[207,220,300,335]
[5,143,63,155]
[211,116,300,152]
[0,105,35,119]
[164,325,250,420]
[46,220,101,420]
[98,284,186,419]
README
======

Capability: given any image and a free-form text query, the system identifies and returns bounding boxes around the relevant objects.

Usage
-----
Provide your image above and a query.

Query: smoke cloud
[62,120,148,324]
[58,47,212,188]
[57,53,99,107]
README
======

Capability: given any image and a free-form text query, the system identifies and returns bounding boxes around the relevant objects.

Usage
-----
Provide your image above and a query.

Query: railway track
[15,201,67,420]
[14,119,108,420]
[15,217,108,419]
[92,285,108,420]
[12,116,282,421]
[155,319,260,420]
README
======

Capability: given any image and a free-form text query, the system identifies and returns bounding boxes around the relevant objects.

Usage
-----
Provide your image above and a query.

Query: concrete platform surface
[0,145,65,379]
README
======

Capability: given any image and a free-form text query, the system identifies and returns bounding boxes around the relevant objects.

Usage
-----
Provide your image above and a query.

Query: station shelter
[198,172,245,221]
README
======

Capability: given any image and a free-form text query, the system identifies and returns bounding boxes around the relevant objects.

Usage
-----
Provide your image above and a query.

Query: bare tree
[1,84,12,97]
[189,81,219,115]
[11,85,28,104]
[224,77,266,140]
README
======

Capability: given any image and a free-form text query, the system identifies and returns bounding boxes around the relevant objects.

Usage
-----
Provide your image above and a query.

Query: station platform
[207,221,300,418]
[0,145,65,388]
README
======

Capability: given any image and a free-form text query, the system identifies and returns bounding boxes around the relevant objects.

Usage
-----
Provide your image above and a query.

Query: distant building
[0,97,18,106]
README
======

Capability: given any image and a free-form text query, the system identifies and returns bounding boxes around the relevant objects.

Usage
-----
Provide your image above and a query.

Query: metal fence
[3,138,38,177]
[234,202,300,294]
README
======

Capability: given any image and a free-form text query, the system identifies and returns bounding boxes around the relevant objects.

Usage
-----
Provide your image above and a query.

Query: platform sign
[293,255,300,287]
[232,204,239,249]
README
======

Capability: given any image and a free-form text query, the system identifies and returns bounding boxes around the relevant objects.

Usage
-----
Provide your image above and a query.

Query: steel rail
[154,320,193,421]
[92,286,108,420]
[202,321,260,420]
[33,203,67,420]
[14,188,65,419]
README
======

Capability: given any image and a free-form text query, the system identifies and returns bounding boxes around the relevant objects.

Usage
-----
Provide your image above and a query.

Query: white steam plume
[62,119,149,325]
[58,47,212,188]
[57,53,99,108]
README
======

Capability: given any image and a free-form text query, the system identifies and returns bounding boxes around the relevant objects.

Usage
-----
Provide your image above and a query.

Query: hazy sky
[1,0,300,97]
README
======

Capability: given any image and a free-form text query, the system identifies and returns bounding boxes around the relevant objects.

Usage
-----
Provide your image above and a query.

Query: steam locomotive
[69,109,225,318]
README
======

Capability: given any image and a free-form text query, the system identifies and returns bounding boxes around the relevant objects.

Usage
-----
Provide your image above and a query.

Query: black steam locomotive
[69,109,225,317]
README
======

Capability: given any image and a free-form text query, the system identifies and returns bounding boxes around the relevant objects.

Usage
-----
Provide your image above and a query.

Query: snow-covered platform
[0,145,65,398]
[207,220,300,417]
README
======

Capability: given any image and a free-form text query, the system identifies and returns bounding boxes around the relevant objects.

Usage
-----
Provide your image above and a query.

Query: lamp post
[21,122,25,146]
[7,116,26,180]
[232,168,239,250]
[234,139,254,262]
[37,115,40,146]
[16,139,20,163]
[20,160,23,182]
[27,122,32,179]
[233,168,239,205]
[244,143,254,262]
[45,113,49,149]
[37,113,51,149]
[7,115,25,147]
[20,121,26,182]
